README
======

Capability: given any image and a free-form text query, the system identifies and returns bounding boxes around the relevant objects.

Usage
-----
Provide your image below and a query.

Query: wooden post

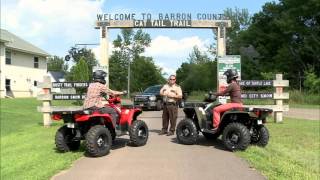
[100,26,109,88]
[273,74,289,123]
[37,76,52,127]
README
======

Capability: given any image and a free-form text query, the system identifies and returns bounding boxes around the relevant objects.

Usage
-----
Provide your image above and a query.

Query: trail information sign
[217,55,241,103]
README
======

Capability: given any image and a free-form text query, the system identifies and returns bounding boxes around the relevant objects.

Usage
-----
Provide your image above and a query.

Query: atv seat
[122,104,135,109]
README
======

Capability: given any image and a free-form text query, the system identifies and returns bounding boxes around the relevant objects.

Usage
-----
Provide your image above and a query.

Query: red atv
[51,95,149,157]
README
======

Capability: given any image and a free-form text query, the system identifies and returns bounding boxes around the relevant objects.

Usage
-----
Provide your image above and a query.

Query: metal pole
[127,52,131,98]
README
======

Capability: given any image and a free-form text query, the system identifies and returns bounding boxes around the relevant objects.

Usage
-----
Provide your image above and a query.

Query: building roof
[48,71,65,82]
[0,29,50,57]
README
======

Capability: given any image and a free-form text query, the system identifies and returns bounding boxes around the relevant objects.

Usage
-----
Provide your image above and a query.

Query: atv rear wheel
[251,125,269,147]
[202,132,220,140]
[85,125,112,157]
[176,119,198,145]
[222,123,250,151]
[129,120,149,146]
[55,125,80,152]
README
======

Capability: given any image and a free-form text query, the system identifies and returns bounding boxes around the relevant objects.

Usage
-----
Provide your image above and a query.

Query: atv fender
[119,109,142,126]
[220,111,249,124]
[75,113,115,127]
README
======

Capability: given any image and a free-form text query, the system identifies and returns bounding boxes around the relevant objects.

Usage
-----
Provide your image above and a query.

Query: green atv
[176,92,272,151]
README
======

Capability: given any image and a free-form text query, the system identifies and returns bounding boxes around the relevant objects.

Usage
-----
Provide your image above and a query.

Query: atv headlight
[149,95,156,101]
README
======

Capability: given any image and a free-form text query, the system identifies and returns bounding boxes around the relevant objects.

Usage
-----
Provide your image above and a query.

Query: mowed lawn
[0,98,83,180]
[1,98,319,180]
[237,118,320,180]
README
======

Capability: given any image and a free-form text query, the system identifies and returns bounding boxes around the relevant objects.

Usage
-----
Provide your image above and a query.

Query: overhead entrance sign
[95,12,231,89]
[133,20,192,28]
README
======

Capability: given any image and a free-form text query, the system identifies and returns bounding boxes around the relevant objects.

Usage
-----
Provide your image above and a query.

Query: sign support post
[99,26,109,88]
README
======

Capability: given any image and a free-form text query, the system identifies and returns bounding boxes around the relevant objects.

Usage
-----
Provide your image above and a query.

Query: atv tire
[176,118,198,145]
[251,125,269,147]
[55,125,80,152]
[202,132,220,140]
[129,120,149,146]
[222,123,250,151]
[85,125,112,157]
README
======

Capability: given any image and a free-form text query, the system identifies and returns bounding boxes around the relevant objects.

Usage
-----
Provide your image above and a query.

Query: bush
[303,69,320,94]
[289,90,320,105]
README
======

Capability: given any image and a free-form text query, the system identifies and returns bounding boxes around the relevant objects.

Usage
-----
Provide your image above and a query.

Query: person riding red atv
[52,94,149,157]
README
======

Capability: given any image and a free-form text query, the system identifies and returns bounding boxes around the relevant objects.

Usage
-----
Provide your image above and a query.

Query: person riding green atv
[176,69,272,151]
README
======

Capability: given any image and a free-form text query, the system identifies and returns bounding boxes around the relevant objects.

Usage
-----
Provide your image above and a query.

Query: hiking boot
[158,130,167,135]
[166,131,174,136]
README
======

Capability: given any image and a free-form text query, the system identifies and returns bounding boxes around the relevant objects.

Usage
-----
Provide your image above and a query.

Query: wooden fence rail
[37,74,289,127]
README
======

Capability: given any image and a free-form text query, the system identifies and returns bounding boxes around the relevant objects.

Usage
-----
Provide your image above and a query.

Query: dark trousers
[162,104,178,133]
[91,106,119,127]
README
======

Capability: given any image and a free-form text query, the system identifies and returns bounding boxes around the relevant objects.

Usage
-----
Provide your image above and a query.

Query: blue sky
[1,0,274,75]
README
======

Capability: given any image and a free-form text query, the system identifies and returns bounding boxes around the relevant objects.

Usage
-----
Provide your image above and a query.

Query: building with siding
[0,29,50,98]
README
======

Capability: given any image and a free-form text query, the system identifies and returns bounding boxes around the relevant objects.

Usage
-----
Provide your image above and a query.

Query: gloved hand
[122,90,128,95]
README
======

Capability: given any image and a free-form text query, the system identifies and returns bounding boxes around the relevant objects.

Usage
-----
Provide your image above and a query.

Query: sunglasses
[169,79,176,80]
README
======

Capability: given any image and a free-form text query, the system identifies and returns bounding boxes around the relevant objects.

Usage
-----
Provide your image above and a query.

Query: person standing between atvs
[212,69,243,130]
[83,70,126,124]
[159,75,183,136]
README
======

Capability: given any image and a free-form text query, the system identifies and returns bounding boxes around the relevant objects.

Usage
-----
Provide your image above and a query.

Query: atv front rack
[184,102,207,108]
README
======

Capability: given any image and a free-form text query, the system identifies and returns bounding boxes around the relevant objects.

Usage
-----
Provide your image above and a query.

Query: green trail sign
[217,55,241,103]
[217,55,241,89]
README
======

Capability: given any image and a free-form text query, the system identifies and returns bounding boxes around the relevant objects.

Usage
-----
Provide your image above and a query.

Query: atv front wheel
[55,125,80,152]
[129,120,149,146]
[222,123,250,151]
[251,125,269,147]
[176,119,198,145]
[85,125,112,157]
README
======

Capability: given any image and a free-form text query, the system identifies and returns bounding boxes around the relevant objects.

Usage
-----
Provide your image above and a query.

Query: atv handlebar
[204,91,217,102]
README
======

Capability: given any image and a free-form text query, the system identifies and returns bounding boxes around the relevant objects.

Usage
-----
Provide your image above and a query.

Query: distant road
[284,108,319,120]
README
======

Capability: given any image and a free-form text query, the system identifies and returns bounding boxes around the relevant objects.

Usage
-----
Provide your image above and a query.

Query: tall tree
[66,57,90,95]
[130,56,165,92]
[224,8,252,55]
[236,0,320,88]
[176,47,217,91]
[110,29,164,92]
[188,46,211,64]
[47,56,68,72]
[113,29,151,59]
[67,47,98,76]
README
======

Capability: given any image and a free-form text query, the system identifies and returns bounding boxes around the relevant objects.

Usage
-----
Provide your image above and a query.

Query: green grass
[1,98,319,179]
[1,98,83,180]
[289,104,320,109]
[236,118,320,180]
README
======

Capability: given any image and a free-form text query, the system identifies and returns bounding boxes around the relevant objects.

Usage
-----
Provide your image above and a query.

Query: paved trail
[52,110,265,180]
[283,108,319,120]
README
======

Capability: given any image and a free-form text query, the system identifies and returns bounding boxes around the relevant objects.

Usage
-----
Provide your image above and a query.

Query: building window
[34,57,39,68]
[34,81,38,87]
[5,50,11,64]
[5,79,11,91]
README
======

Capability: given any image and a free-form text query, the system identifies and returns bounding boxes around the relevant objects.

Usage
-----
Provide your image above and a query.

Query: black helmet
[223,69,238,83]
[93,70,107,84]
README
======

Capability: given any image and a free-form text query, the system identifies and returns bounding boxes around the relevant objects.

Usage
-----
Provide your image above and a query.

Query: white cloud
[143,35,212,76]
[2,0,104,51]
[91,42,114,62]
[144,35,209,58]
